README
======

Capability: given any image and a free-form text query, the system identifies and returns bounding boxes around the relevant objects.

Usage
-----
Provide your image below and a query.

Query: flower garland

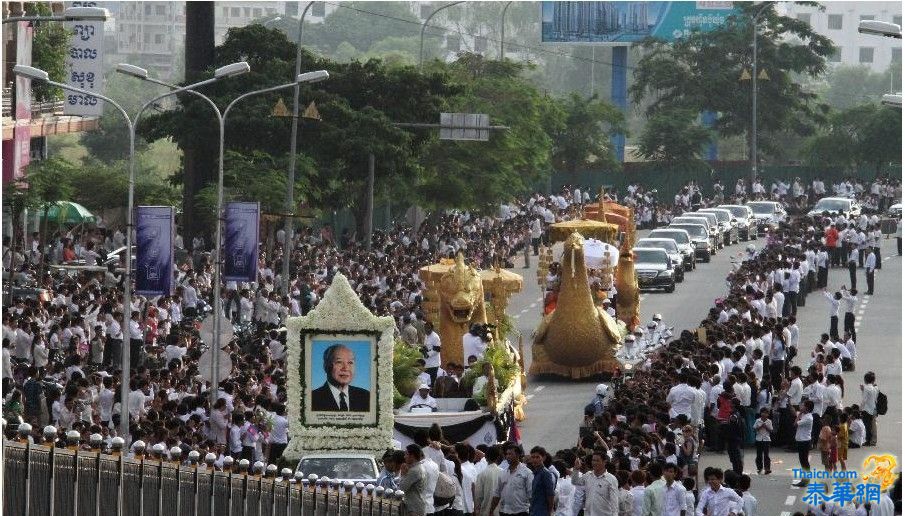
[283,274,396,460]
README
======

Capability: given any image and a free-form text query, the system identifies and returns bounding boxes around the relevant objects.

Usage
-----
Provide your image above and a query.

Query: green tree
[417,55,554,211]
[802,103,902,172]
[635,108,713,164]
[80,74,152,162]
[549,93,625,174]
[24,158,76,278]
[3,180,39,266]
[630,2,834,161]
[819,64,901,110]
[25,3,69,102]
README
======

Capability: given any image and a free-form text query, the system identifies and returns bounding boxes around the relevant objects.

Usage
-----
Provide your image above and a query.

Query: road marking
[529,302,538,308]
[513,314,521,319]
[534,386,545,392]
[884,256,892,261]
[785,495,796,506]
[858,309,865,315]
[525,394,534,400]
[781,512,792,516]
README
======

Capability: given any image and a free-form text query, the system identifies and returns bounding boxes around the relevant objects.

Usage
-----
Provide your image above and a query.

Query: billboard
[541,1,735,45]
[223,202,260,283]
[135,206,174,296]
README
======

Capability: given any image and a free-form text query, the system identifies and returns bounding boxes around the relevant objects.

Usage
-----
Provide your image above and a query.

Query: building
[109,2,337,81]
[778,1,902,73]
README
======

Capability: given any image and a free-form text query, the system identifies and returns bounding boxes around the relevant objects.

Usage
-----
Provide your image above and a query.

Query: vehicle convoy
[673,215,720,251]
[699,207,739,246]
[647,228,696,271]
[635,238,685,282]
[807,196,862,218]
[717,204,758,241]
[668,223,712,262]
[632,247,677,293]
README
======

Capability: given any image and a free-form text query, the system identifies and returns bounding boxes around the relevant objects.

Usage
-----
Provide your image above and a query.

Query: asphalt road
[504,233,902,515]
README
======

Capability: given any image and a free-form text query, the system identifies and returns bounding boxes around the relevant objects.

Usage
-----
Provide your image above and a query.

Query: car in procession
[746,200,788,234]
[647,228,696,271]
[667,222,713,262]
[634,237,685,282]
[807,196,862,218]
[698,207,740,246]
[717,204,758,241]
[632,247,677,293]
[672,215,720,252]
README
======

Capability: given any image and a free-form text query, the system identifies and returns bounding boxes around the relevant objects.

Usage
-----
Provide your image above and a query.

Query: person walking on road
[841,288,858,342]
[753,407,773,475]
[792,399,815,487]
[860,372,879,447]
[846,244,858,290]
[822,289,841,341]
[864,247,876,296]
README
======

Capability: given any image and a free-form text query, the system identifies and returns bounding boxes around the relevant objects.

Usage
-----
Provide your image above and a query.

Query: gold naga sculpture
[531,231,624,378]
[420,255,526,365]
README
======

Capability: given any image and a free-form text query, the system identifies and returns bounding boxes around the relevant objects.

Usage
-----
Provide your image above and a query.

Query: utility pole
[365,153,375,251]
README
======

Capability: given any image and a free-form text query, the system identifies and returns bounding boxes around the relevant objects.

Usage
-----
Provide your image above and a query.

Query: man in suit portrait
[310,344,371,411]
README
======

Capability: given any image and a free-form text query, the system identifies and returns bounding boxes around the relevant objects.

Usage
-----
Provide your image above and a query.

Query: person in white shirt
[696,468,742,516]
[860,372,879,446]
[661,463,687,516]
[666,374,697,420]
[753,407,773,475]
[792,399,815,487]
[864,247,876,295]
[409,385,438,412]
[422,322,442,384]
[570,451,618,516]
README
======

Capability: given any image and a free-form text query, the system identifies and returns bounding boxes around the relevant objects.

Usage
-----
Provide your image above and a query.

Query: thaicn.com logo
[797,454,898,506]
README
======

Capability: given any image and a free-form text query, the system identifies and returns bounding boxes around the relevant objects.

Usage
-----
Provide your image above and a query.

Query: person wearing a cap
[586,384,608,417]
[408,384,437,412]
[602,298,616,318]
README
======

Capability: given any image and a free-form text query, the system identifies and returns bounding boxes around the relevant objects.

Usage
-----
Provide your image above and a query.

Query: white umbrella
[582,238,619,269]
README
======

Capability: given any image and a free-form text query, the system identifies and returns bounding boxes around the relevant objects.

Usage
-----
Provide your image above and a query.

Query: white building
[110,2,337,80]
[778,1,901,73]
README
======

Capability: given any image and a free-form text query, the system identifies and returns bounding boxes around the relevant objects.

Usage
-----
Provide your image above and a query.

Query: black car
[632,247,676,293]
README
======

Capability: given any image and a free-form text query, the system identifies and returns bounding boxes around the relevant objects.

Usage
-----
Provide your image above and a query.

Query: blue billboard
[541,1,736,45]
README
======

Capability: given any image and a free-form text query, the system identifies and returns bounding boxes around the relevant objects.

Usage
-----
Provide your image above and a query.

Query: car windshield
[748,203,774,215]
[299,458,377,480]
[637,240,677,252]
[721,206,747,217]
[675,217,709,228]
[670,224,707,238]
[634,249,667,264]
[703,210,731,222]
[813,199,850,212]
[651,231,689,244]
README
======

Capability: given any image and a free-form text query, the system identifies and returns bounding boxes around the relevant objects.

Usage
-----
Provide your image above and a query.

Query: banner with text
[64,1,105,115]
[135,206,174,296]
[224,202,260,283]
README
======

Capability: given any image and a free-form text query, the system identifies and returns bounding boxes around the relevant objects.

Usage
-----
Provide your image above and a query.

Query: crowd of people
[1,173,901,515]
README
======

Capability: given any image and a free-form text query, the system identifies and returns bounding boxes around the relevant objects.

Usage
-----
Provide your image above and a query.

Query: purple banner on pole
[224,202,260,283]
[135,206,174,296]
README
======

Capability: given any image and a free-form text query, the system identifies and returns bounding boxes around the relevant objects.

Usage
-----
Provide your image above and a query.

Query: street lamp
[500,1,513,60]
[858,20,902,39]
[120,66,328,405]
[2,6,109,23]
[419,1,465,71]
[282,1,316,296]
[746,2,773,189]
[15,61,247,442]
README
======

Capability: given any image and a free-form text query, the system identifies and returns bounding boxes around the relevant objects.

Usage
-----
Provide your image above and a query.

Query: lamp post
[120,66,329,405]
[499,1,513,60]
[2,6,109,23]
[282,1,315,295]
[419,1,465,71]
[12,62,247,440]
[748,2,773,188]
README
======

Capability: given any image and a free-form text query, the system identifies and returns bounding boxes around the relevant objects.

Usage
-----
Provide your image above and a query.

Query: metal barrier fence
[3,441,406,516]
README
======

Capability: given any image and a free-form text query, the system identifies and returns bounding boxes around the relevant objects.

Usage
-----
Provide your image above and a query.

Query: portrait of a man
[310,343,372,412]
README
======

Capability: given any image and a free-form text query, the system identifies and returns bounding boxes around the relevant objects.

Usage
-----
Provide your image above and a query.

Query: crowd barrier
[3,440,406,516]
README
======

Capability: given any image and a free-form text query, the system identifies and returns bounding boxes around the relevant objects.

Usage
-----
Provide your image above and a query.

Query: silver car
[717,204,757,241]
[648,228,696,271]
[699,208,739,246]
[668,223,712,262]
[673,216,720,252]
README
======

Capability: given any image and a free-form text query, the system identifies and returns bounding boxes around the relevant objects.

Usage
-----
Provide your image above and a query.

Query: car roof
[746,201,777,205]
[299,453,377,460]
[632,247,667,254]
[717,204,747,209]
[637,237,678,244]
[816,197,852,202]
[699,207,731,213]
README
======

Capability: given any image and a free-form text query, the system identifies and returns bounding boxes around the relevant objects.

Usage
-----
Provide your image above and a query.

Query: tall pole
[499,1,512,60]
[420,1,465,71]
[750,2,771,188]
[282,1,314,295]
[365,153,375,251]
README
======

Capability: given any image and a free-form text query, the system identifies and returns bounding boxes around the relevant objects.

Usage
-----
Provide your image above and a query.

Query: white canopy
[583,238,619,269]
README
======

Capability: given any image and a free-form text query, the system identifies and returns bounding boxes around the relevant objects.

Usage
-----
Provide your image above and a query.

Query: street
[509,234,902,514]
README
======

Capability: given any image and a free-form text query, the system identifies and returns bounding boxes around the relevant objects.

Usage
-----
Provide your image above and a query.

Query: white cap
[595,384,607,396]
[625,335,636,342]
[653,314,662,321]
[419,384,430,390]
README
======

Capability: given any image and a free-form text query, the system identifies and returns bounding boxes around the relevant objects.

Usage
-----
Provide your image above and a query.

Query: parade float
[393,256,527,446]
[531,197,640,379]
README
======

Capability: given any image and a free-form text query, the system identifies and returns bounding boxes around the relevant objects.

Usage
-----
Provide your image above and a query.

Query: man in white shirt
[864,247,876,295]
[696,468,742,516]
[660,463,687,516]
[423,322,442,384]
[792,399,815,487]
[666,373,697,420]
[861,372,879,446]
[571,451,618,516]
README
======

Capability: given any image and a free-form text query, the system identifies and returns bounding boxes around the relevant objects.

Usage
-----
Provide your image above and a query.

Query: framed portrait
[302,332,379,426]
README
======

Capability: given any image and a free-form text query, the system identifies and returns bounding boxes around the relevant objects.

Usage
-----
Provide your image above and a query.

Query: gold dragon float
[530,195,640,378]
